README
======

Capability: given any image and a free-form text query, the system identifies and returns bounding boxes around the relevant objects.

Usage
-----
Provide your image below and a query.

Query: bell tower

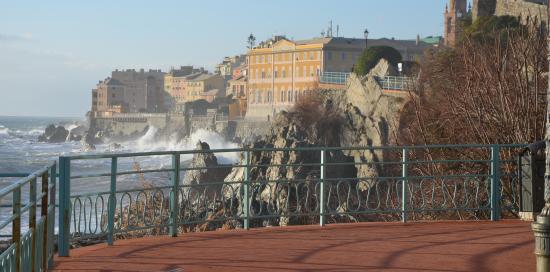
[444,0,468,47]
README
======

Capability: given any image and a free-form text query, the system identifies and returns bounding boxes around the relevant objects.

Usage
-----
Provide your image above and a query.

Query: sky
[0,0,453,117]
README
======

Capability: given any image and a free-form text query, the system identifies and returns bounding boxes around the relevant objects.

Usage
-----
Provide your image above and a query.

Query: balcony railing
[319,72,415,91]
[0,162,57,271]
[319,72,350,85]
[42,143,526,257]
[379,76,415,91]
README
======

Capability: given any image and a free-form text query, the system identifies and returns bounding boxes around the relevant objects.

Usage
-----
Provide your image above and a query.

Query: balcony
[0,144,535,271]
[319,72,415,91]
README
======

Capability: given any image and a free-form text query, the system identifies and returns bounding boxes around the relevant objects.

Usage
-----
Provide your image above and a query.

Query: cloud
[0,33,33,42]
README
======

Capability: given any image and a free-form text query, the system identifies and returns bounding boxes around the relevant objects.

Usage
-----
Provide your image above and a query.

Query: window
[341,52,346,60]
[289,90,293,102]
[280,89,285,102]
[310,52,314,60]
[303,52,307,60]
[274,68,278,78]
[310,66,314,77]
[282,68,286,78]
[261,69,265,79]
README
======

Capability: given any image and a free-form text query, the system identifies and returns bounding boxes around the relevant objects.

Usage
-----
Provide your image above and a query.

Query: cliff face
[217,59,413,226]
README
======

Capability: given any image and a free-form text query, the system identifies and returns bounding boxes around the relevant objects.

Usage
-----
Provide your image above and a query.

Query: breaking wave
[0,125,9,135]
[129,127,240,163]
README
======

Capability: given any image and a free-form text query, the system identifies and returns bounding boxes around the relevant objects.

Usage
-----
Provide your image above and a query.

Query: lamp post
[532,4,550,272]
[364,28,369,49]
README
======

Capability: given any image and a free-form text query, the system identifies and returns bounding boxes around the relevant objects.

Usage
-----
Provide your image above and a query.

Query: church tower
[444,0,468,47]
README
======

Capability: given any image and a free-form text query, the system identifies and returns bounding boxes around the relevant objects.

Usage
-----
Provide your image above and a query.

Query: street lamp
[532,4,550,272]
[364,28,369,48]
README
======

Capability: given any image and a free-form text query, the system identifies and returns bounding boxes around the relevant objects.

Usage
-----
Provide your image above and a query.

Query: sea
[0,115,240,235]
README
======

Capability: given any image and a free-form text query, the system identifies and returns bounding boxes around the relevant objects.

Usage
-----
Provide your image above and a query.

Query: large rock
[38,124,69,143]
[182,141,232,200]
[67,125,86,141]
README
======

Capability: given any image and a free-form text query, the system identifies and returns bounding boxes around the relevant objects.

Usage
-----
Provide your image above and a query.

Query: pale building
[245,36,365,120]
[92,69,166,114]
[215,55,247,80]
[165,71,225,111]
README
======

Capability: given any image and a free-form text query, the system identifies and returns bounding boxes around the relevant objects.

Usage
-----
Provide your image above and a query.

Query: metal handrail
[50,143,526,257]
[0,161,57,271]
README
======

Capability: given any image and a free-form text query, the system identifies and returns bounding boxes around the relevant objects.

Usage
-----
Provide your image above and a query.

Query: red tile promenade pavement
[52,220,534,272]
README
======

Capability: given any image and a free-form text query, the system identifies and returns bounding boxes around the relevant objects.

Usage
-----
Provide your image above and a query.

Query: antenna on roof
[336,24,340,37]
[327,20,333,37]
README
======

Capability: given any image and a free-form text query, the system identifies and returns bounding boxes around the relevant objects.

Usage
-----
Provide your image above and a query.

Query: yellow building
[246,36,365,120]
[164,69,225,109]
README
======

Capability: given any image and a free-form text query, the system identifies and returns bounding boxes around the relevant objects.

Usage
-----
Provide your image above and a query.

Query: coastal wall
[94,114,168,139]
[93,112,271,142]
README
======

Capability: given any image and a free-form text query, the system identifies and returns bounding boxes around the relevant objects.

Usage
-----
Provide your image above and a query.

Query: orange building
[246,36,365,120]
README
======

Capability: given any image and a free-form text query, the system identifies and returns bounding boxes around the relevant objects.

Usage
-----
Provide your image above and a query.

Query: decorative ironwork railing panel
[46,144,526,257]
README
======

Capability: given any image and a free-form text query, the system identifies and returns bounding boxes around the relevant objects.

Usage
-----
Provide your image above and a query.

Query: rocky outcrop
[327,59,412,189]
[182,141,232,200]
[219,59,412,226]
[38,125,69,143]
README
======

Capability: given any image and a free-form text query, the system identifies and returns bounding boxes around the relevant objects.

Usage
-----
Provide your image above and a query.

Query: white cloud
[0,33,33,42]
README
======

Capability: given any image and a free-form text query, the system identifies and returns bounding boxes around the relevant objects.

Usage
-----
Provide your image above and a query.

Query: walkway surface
[52,220,534,272]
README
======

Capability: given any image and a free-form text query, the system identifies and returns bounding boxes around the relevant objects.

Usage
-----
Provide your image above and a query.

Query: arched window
[289,90,293,103]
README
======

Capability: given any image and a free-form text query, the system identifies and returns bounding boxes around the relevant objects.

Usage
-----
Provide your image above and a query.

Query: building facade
[93,69,165,114]
[164,70,225,111]
[246,36,365,120]
[444,0,468,47]
[215,55,247,80]
[227,65,248,119]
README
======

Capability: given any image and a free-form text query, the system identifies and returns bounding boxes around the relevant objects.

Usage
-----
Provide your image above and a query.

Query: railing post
[243,150,250,230]
[58,157,71,257]
[107,157,117,245]
[402,147,408,223]
[48,162,56,267]
[491,145,501,221]
[170,153,180,237]
[320,149,326,227]
[29,176,37,272]
[41,172,49,270]
[12,187,21,272]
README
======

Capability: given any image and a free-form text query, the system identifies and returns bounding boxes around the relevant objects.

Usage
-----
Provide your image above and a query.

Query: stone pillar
[532,4,550,272]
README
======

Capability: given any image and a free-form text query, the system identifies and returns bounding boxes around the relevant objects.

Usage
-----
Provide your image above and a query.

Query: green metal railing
[319,72,350,85]
[379,76,414,91]
[0,162,57,271]
[318,72,414,91]
[53,144,525,257]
